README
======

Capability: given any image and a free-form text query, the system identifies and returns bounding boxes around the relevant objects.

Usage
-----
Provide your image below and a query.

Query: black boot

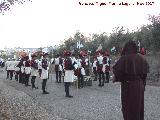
[66,94,73,98]
[43,91,49,94]
[66,90,73,98]
[32,84,36,89]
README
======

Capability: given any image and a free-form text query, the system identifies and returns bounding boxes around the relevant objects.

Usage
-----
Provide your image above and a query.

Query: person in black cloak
[112,40,149,120]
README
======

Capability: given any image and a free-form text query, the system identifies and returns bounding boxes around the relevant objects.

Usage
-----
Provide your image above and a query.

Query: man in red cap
[64,51,74,98]
[30,54,38,89]
[17,57,25,84]
[41,53,50,94]
[96,51,105,87]
[102,51,111,83]
[54,54,63,83]
[78,52,86,88]
[92,56,98,81]
[24,56,31,87]
[14,59,20,81]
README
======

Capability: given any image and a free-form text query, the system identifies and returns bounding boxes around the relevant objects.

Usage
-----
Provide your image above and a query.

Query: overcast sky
[0,0,160,49]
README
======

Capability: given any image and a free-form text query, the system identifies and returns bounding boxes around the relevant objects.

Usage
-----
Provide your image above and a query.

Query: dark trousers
[7,70,10,79]
[64,82,70,96]
[105,72,110,83]
[25,74,30,86]
[31,76,36,88]
[93,67,97,81]
[15,71,19,81]
[56,71,62,83]
[42,79,47,92]
[19,73,25,83]
[9,70,14,80]
[38,69,42,77]
[78,74,84,88]
[98,72,105,86]
[62,70,65,82]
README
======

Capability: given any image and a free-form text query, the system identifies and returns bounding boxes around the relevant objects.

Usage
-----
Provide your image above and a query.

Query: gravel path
[0,72,160,120]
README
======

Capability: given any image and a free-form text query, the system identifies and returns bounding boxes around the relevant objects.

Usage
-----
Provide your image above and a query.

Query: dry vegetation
[146,53,160,86]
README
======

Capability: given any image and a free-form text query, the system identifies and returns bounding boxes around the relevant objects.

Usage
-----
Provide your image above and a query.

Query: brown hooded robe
[113,41,149,120]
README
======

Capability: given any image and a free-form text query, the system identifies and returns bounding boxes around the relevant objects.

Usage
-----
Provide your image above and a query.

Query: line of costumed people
[53,49,112,89]
[5,52,50,94]
[92,50,111,87]
[5,49,112,97]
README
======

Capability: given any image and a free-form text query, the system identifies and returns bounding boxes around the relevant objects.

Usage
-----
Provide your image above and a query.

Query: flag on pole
[96,44,102,52]
[77,41,83,49]
[111,46,116,52]
[88,50,91,53]
[138,40,140,52]
[42,47,49,53]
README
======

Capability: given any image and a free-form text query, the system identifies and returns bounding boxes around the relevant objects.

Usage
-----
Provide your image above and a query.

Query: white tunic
[97,56,103,64]
[31,68,38,76]
[64,70,74,82]
[54,58,59,65]
[25,67,31,74]
[40,59,49,79]
[92,60,97,68]
[41,68,48,79]
[9,61,16,71]
[5,61,11,70]
[15,61,20,72]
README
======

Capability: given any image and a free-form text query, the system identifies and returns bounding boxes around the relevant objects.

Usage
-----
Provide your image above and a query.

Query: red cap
[31,54,37,58]
[104,50,110,56]
[63,50,71,56]
[40,52,49,57]
[96,50,103,55]
[80,51,87,56]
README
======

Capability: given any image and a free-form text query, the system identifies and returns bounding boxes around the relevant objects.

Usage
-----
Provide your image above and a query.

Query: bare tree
[0,0,32,14]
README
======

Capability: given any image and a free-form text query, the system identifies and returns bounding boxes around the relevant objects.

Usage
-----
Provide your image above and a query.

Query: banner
[77,41,83,49]
[96,44,102,52]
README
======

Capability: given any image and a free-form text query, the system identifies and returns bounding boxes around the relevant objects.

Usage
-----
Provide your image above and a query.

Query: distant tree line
[52,14,160,57]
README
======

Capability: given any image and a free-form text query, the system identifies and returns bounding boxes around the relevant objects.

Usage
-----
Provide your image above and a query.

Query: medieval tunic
[97,55,105,86]
[41,58,49,93]
[113,53,149,120]
[14,60,20,81]
[17,59,25,83]
[31,59,38,88]
[31,59,38,77]
[92,59,98,81]
[102,56,111,83]
[54,57,63,83]
[41,59,49,80]
[24,60,31,75]
[64,55,74,97]
[24,59,31,86]
[64,57,74,83]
